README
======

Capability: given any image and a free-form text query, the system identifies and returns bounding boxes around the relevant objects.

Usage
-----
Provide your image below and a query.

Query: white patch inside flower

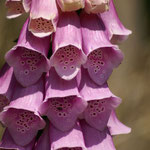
[29,17,54,34]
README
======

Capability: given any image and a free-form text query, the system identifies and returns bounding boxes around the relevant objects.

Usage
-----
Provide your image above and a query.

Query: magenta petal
[34,122,50,150]
[108,111,131,135]
[51,12,86,80]
[5,19,50,87]
[99,0,132,44]
[0,78,45,146]
[80,120,116,150]
[80,12,123,85]
[29,0,59,37]
[78,68,121,131]
[39,68,87,131]
[5,0,25,19]
[22,0,31,12]
[50,122,86,150]
[0,129,35,150]
[0,64,15,112]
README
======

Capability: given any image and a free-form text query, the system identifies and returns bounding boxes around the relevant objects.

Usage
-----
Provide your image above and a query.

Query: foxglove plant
[0,0,131,149]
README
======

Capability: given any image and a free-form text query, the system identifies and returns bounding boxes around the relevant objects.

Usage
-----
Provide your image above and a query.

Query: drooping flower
[84,0,110,14]
[78,68,121,131]
[0,129,36,150]
[49,121,86,150]
[5,19,50,87]
[107,111,131,135]
[98,0,132,44]
[29,0,59,37]
[50,12,86,80]
[0,77,45,146]
[5,0,25,19]
[80,120,116,150]
[0,64,15,112]
[80,11,123,85]
[57,0,85,12]
[39,68,87,131]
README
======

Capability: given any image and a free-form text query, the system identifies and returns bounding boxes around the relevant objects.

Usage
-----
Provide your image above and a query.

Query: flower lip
[5,46,50,87]
[5,0,25,19]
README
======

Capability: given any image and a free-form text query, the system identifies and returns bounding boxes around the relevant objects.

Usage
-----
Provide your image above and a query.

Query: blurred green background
[0,0,150,149]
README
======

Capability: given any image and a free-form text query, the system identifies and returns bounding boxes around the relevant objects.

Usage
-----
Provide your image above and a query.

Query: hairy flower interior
[29,17,54,34]
[6,1,25,15]
[52,45,83,79]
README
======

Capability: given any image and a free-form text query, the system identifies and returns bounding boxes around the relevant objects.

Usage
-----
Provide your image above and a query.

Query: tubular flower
[0,0,131,149]
[78,68,121,131]
[50,12,86,80]
[0,78,46,146]
[29,0,59,37]
[98,0,132,44]
[57,0,85,12]
[39,68,87,131]
[80,12,123,85]
[84,0,110,14]
[5,19,50,87]
[5,0,25,19]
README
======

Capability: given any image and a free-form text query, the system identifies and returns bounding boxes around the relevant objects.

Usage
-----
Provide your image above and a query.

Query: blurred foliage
[0,0,150,149]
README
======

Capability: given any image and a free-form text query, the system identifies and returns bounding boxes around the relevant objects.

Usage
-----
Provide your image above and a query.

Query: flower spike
[51,12,86,80]
[80,11,123,86]
[5,19,50,87]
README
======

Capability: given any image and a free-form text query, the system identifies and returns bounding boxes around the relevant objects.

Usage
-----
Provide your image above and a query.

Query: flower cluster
[0,0,131,149]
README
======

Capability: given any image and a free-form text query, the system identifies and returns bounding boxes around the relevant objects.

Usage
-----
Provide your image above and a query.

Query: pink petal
[5,19,50,87]
[0,78,45,146]
[29,0,59,37]
[5,0,25,19]
[51,12,86,80]
[50,122,86,150]
[99,0,132,44]
[0,64,14,112]
[107,111,131,135]
[80,120,116,150]
[78,68,121,131]
[80,12,123,85]
[39,68,87,131]
[0,129,35,150]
